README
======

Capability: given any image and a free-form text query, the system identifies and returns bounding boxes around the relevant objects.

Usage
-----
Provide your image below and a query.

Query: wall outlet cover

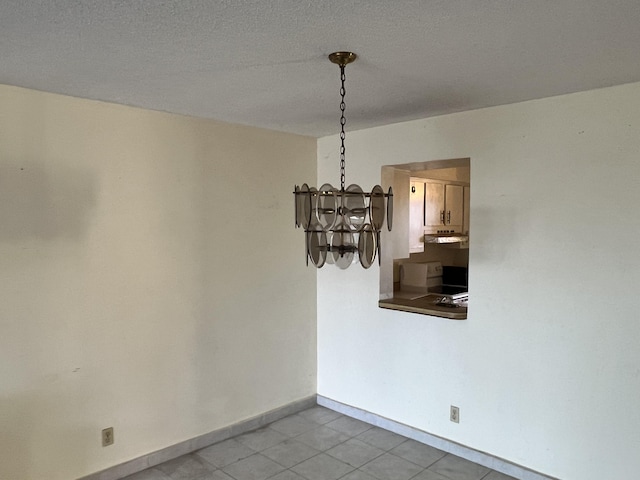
[102,427,114,446]
[450,405,460,423]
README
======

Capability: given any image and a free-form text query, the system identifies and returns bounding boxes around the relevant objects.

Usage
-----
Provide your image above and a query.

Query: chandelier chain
[339,65,346,191]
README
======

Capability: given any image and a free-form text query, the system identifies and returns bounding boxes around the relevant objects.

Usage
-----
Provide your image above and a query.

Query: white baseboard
[79,395,317,480]
[317,395,557,480]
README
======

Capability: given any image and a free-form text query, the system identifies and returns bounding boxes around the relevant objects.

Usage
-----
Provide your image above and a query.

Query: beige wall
[0,85,317,480]
[318,81,640,480]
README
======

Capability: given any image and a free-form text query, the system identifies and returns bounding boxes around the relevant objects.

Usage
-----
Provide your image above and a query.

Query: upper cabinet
[425,181,464,234]
[424,182,444,230]
[409,178,468,253]
[445,184,464,232]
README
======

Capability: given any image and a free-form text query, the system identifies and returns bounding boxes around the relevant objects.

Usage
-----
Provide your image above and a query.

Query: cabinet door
[445,184,464,230]
[425,182,445,228]
[409,179,425,253]
[463,186,470,234]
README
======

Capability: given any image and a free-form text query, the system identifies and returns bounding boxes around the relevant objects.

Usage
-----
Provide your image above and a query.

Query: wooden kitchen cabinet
[409,178,425,253]
[425,181,464,233]
[445,184,464,231]
[425,182,444,230]
[463,186,470,234]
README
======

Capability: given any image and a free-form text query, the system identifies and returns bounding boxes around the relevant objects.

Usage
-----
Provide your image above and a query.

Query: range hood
[423,233,469,246]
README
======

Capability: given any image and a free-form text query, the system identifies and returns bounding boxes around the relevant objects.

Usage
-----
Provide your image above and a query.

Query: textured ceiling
[2,1,640,137]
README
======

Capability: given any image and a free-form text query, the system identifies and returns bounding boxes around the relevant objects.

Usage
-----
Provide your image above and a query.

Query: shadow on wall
[0,160,97,478]
[0,161,96,242]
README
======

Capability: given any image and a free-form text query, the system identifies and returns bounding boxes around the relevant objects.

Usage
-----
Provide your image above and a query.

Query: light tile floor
[123,406,517,480]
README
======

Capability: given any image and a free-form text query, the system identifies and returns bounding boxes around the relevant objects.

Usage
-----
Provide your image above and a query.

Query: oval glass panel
[370,185,385,231]
[307,230,327,268]
[297,183,312,229]
[306,186,317,229]
[387,186,394,231]
[331,221,355,269]
[358,224,377,268]
[316,183,337,231]
[294,185,300,227]
[344,184,366,228]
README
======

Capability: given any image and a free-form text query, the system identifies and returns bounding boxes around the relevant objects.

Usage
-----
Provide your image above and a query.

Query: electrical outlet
[102,427,114,447]
[450,405,460,423]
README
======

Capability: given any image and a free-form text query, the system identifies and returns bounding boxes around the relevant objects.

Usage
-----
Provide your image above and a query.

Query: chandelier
[293,52,393,269]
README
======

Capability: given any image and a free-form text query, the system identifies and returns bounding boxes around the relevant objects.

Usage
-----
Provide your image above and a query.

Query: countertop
[378,293,467,320]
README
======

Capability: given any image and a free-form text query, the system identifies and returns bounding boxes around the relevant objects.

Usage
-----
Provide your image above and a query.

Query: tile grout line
[265,416,401,480]
[232,413,361,479]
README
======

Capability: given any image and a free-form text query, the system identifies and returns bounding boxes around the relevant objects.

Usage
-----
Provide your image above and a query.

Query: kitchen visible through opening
[378,158,470,320]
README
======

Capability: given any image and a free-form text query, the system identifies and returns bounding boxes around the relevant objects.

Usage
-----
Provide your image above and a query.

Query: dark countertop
[379,294,467,320]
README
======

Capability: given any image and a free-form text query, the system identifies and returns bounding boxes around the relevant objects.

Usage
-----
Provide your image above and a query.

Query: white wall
[317,82,640,480]
[0,85,317,480]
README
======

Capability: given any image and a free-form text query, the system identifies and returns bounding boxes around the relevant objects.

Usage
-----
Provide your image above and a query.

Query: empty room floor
[123,405,515,480]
